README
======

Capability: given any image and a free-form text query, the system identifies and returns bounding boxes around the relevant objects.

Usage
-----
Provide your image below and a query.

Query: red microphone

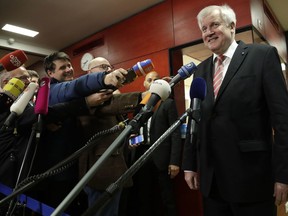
[0,50,28,72]
[35,77,50,115]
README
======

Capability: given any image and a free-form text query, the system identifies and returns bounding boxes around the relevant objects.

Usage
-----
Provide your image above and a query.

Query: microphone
[169,62,197,88]
[1,82,38,130]
[189,77,207,138]
[130,79,171,128]
[35,77,50,115]
[142,79,171,111]
[34,77,50,141]
[122,59,154,84]
[0,78,25,113]
[0,50,28,72]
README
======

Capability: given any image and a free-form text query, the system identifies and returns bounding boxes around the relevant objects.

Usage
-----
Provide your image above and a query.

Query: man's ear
[47,70,54,77]
[2,79,8,86]
[230,22,236,30]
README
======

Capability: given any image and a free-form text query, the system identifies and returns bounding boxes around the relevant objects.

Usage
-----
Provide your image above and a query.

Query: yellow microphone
[0,78,25,113]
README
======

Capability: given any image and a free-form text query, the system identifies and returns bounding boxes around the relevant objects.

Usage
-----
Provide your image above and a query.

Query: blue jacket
[49,72,107,105]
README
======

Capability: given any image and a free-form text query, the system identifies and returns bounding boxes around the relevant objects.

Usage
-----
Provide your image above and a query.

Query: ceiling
[0,0,164,67]
[0,0,287,67]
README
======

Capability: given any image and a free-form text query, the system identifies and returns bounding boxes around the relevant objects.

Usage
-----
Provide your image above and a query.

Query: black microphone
[1,82,38,131]
[130,79,171,129]
[122,59,154,84]
[169,62,197,88]
[0,78,25,113]
[143,79,171,111]
[0,50,28,72]
[189,77,207,139]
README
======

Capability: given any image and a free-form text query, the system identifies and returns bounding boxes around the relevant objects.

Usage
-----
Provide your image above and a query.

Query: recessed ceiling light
[2,24,39,37]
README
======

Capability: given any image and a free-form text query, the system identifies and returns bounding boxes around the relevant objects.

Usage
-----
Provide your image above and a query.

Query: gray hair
[197,4,237,29]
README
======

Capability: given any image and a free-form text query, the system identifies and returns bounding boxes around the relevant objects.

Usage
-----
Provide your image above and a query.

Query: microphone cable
[0,120,127,208]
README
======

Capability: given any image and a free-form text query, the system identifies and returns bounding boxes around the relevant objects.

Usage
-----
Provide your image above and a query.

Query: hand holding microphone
[104,68,128,88]
[122,59,154,84]
[103,59,155,88]
[0,50,28,72]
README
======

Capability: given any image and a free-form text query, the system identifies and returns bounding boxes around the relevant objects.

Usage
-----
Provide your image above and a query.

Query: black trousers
[126,146,177,216]
[203,177,276,216]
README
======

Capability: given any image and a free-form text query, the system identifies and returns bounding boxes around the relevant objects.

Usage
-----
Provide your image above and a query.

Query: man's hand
[274,182,288,205]
[104,68,127,88]
[85,90,113,107]
[184,171,199,190]
[168,165,180,179]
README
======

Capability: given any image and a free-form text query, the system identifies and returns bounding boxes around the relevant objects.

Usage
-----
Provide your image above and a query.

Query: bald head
[143,71,159,91]
[0,66,30,88]
[88,57,113,73]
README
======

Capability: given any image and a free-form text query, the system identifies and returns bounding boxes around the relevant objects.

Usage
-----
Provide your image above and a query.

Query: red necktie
[213,55,225,99]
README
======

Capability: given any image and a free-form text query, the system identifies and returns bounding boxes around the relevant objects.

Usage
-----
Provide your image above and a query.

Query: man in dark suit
[182,4,288,216]
[128,71,182,216]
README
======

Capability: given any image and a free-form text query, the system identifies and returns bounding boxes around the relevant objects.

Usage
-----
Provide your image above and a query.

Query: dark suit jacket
[147,98,182,170]
[183,41,288,203]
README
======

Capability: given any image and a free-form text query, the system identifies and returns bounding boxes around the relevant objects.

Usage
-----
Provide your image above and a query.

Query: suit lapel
[216,41,249,101]
[203,57,215,105]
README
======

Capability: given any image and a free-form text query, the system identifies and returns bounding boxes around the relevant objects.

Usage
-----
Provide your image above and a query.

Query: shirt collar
[213,40,238,63]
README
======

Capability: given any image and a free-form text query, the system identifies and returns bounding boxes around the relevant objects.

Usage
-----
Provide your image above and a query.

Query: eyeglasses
[13,75,30,82]
[90,64,114,71]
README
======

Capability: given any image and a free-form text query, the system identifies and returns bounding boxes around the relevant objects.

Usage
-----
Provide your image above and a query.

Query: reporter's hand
[168,165,180,179]
[104,68,127,88]
[85,90,113,107]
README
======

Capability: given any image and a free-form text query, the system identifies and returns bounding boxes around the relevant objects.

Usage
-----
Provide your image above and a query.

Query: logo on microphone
[9,54,22,67]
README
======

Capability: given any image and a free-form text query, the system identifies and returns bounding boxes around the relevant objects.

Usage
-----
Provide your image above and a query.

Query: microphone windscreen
[190,77,207,100]
[3,77,25,100]
[178,62,197,79]
[149,79,171,101]
[0,50,28,71]
[35,77,50,115]
[132,59,154,77]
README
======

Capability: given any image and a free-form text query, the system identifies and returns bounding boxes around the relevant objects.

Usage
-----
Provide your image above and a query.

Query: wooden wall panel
[172,0,252,46]
[63,32,109,77]
[106,0,174,64]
